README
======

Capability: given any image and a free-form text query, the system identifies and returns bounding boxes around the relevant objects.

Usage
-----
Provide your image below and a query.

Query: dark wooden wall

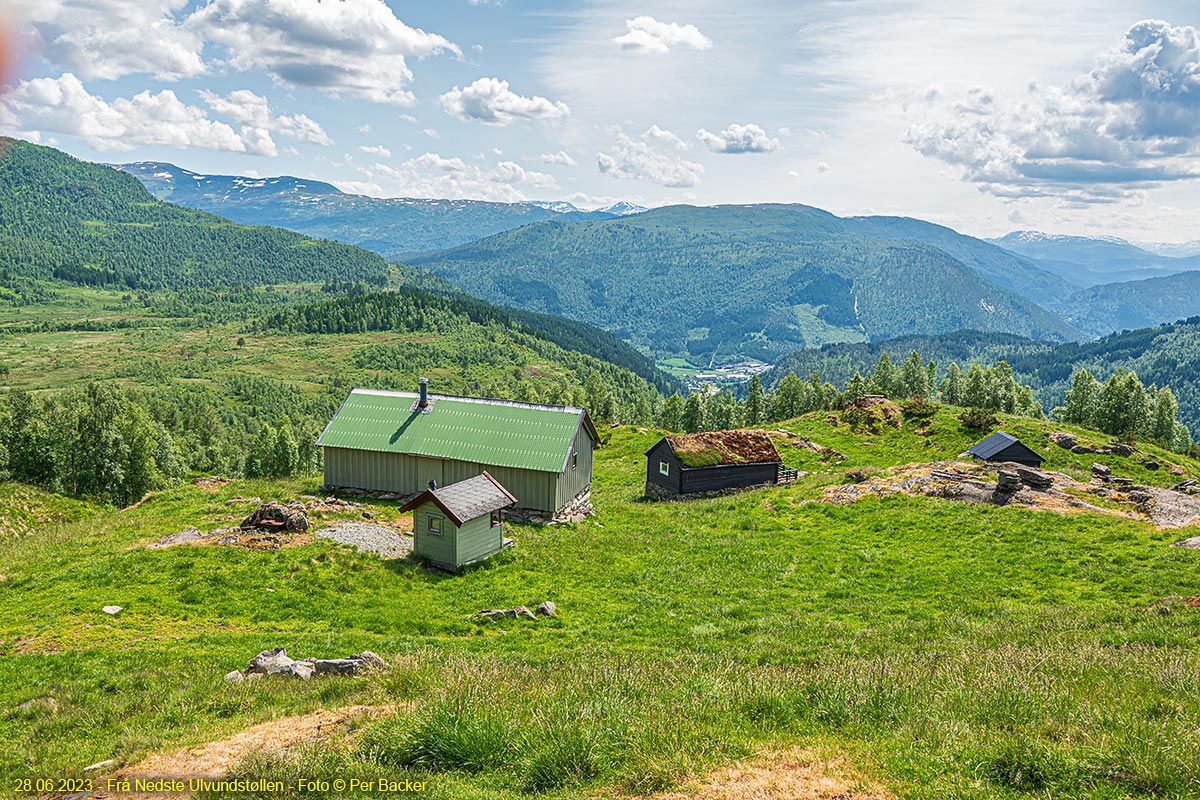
[680,462,780,494]
[645,439,683,495]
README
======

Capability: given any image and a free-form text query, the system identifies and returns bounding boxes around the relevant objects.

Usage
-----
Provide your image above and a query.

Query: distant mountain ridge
[410,203,1081,362]
[116,161,644,259]
[989,229,1200,287]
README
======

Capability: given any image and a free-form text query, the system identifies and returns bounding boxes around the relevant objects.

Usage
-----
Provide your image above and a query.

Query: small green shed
[399,472,517,571]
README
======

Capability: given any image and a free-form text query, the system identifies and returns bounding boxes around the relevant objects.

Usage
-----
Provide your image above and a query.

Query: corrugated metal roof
[969,431,1020,460]
[400,472,517,526]
[317,388,586,473]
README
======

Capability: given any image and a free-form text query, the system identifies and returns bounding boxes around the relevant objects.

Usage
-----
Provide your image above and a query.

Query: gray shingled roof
[968,431,1024,460]
[399,472,517,526]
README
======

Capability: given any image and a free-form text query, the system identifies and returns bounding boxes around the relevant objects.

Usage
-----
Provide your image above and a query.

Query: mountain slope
[1062,272,1200,336]
[410,204,1080,362]
[847,216,1078,304]
[0,139,390,291]
[116,161,626,259]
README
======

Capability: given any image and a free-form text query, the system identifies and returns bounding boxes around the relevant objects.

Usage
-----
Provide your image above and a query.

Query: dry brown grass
[649,747,894,800]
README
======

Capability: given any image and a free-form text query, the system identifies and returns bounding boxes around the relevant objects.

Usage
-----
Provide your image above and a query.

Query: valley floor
[2,414,1199,799]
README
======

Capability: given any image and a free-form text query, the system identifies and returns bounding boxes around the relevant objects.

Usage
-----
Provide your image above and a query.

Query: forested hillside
[117,161,620,260]
[0,139,390,296]
[766,318,1200,437]
[1060,272,1200,336]
[411,204,1079,362]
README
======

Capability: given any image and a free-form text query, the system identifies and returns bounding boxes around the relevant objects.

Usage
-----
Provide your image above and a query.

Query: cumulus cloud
[198,89,332,146]
[596,127,704,188]
[1,73,273,154]
[696,123,780,154]
[539,150,578,167]
[188,0,460,106]
[439,77,569,126]
[24,0,204,81]
[906,20,1200,203]
[341,153,557,201]
[614,16,712,54]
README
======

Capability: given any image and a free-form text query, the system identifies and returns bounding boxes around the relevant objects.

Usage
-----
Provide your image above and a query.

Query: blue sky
[3,0,1200,240]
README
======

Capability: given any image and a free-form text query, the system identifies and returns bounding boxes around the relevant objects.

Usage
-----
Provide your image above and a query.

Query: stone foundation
[644,480,777,501]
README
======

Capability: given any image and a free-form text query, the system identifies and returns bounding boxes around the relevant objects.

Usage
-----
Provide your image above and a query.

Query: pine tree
[745,374,765,425]
[899,351,930,399]
[871,353,896,396]
[845,372,868,401]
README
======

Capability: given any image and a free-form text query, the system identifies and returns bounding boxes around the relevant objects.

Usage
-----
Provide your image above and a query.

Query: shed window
[659,461,670,476]
[490,510,502,528]
[427,515,442,536]
[571,451,578,471]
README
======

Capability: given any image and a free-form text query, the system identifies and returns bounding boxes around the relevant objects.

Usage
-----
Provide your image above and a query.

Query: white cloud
[540,150,578,167]
[597,127,704,188]
[906,20,1200,203]
[355,124,371,134]
[420,128,441,139]
[198,89,333,146]
[614,16,712,54]
[342,152,558,201]
[25,0,205,81]
[816,161,831,173]
[438,77,569,126]
[359,144,392,158]
[2,73,270,154]
[188,0,460,106]
[696,123,780,154]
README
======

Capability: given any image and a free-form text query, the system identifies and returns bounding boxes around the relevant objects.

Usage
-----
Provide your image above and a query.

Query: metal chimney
[419,377,429,407]
[428,479,437,491]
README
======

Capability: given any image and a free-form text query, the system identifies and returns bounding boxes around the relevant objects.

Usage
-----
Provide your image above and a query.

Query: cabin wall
[679,462,780,494]
[411,501,456,567]
[992,444,1044,467]
[323,447,558,512]
[455,515,504,566]
[644,440,683,496]
[555,424,595,510]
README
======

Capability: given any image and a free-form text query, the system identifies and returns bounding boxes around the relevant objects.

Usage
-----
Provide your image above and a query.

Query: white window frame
[427,514,442,536]
[659,461,670,476]
[571,451,578,471]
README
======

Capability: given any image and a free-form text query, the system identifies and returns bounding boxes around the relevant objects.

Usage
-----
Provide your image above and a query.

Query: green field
[2,409,1198,799]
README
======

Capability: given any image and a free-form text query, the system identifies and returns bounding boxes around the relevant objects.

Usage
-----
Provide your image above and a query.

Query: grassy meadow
[1,409,1198,799]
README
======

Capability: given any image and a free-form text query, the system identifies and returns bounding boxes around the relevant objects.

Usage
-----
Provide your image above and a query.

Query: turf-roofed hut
[968,431,1045,468]
[399,472,517,571]
[645,430,787,499]
[318,381,598,515]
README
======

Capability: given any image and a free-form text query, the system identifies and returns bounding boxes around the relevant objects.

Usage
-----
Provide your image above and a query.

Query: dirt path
[93,705,394,798]
[652,747,895,800]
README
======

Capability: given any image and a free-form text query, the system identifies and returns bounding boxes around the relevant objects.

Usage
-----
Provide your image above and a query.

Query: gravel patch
[317,522,413,559]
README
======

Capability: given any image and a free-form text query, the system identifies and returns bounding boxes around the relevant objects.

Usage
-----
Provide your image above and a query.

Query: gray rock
[149,527,204,549]
[536,601,558,617]
[224,670,244,684]
[246,647,313,679]
[513,605,537,620]
[1092,462,1112,478]
[101,605,122,615]
[1172,536,1200,549]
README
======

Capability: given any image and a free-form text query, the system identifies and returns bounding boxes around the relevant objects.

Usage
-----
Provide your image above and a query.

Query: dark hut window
[659,461,670,476]
[427,515,442,536]
[571,451,578,470]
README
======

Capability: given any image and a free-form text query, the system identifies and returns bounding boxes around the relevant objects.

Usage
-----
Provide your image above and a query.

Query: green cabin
[399,472,517,571]
[317,382,598,515]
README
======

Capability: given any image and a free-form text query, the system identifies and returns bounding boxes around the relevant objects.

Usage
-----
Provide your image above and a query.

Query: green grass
[1,416,1199,798]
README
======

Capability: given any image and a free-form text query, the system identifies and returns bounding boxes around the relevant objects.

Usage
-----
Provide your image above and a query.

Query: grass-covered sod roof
[662,430,783,468]
[318,388,593,473]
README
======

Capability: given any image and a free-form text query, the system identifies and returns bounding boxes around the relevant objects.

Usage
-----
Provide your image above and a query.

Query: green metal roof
[317,389,592,473]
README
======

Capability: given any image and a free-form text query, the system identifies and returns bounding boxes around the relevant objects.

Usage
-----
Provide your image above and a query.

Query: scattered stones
[845,471,867,484]
[226,496,262,505]
[241,501,309,533]
[1049,432,1078,449]
[149,528,205,549]
[1092,463,1112,479]
[101,605,122,615]
[1110,443,1137,457]
[237,648,387,682]
[191,476,232,489]
[1142,460,1161,471]
[473,603,558,622]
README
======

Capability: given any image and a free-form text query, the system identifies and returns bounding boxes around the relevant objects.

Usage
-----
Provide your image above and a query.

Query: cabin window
[427,515,442,536]
[659,461,670,476]
[571,451,578,471]
[490,510,502,528]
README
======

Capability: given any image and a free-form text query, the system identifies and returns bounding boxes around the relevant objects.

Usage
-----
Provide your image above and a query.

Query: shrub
[959,407,998,430]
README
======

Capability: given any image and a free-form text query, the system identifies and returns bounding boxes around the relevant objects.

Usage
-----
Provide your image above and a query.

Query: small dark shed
[645,430,789,499]
[399,472,517,571]
[968,431,1045,468]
